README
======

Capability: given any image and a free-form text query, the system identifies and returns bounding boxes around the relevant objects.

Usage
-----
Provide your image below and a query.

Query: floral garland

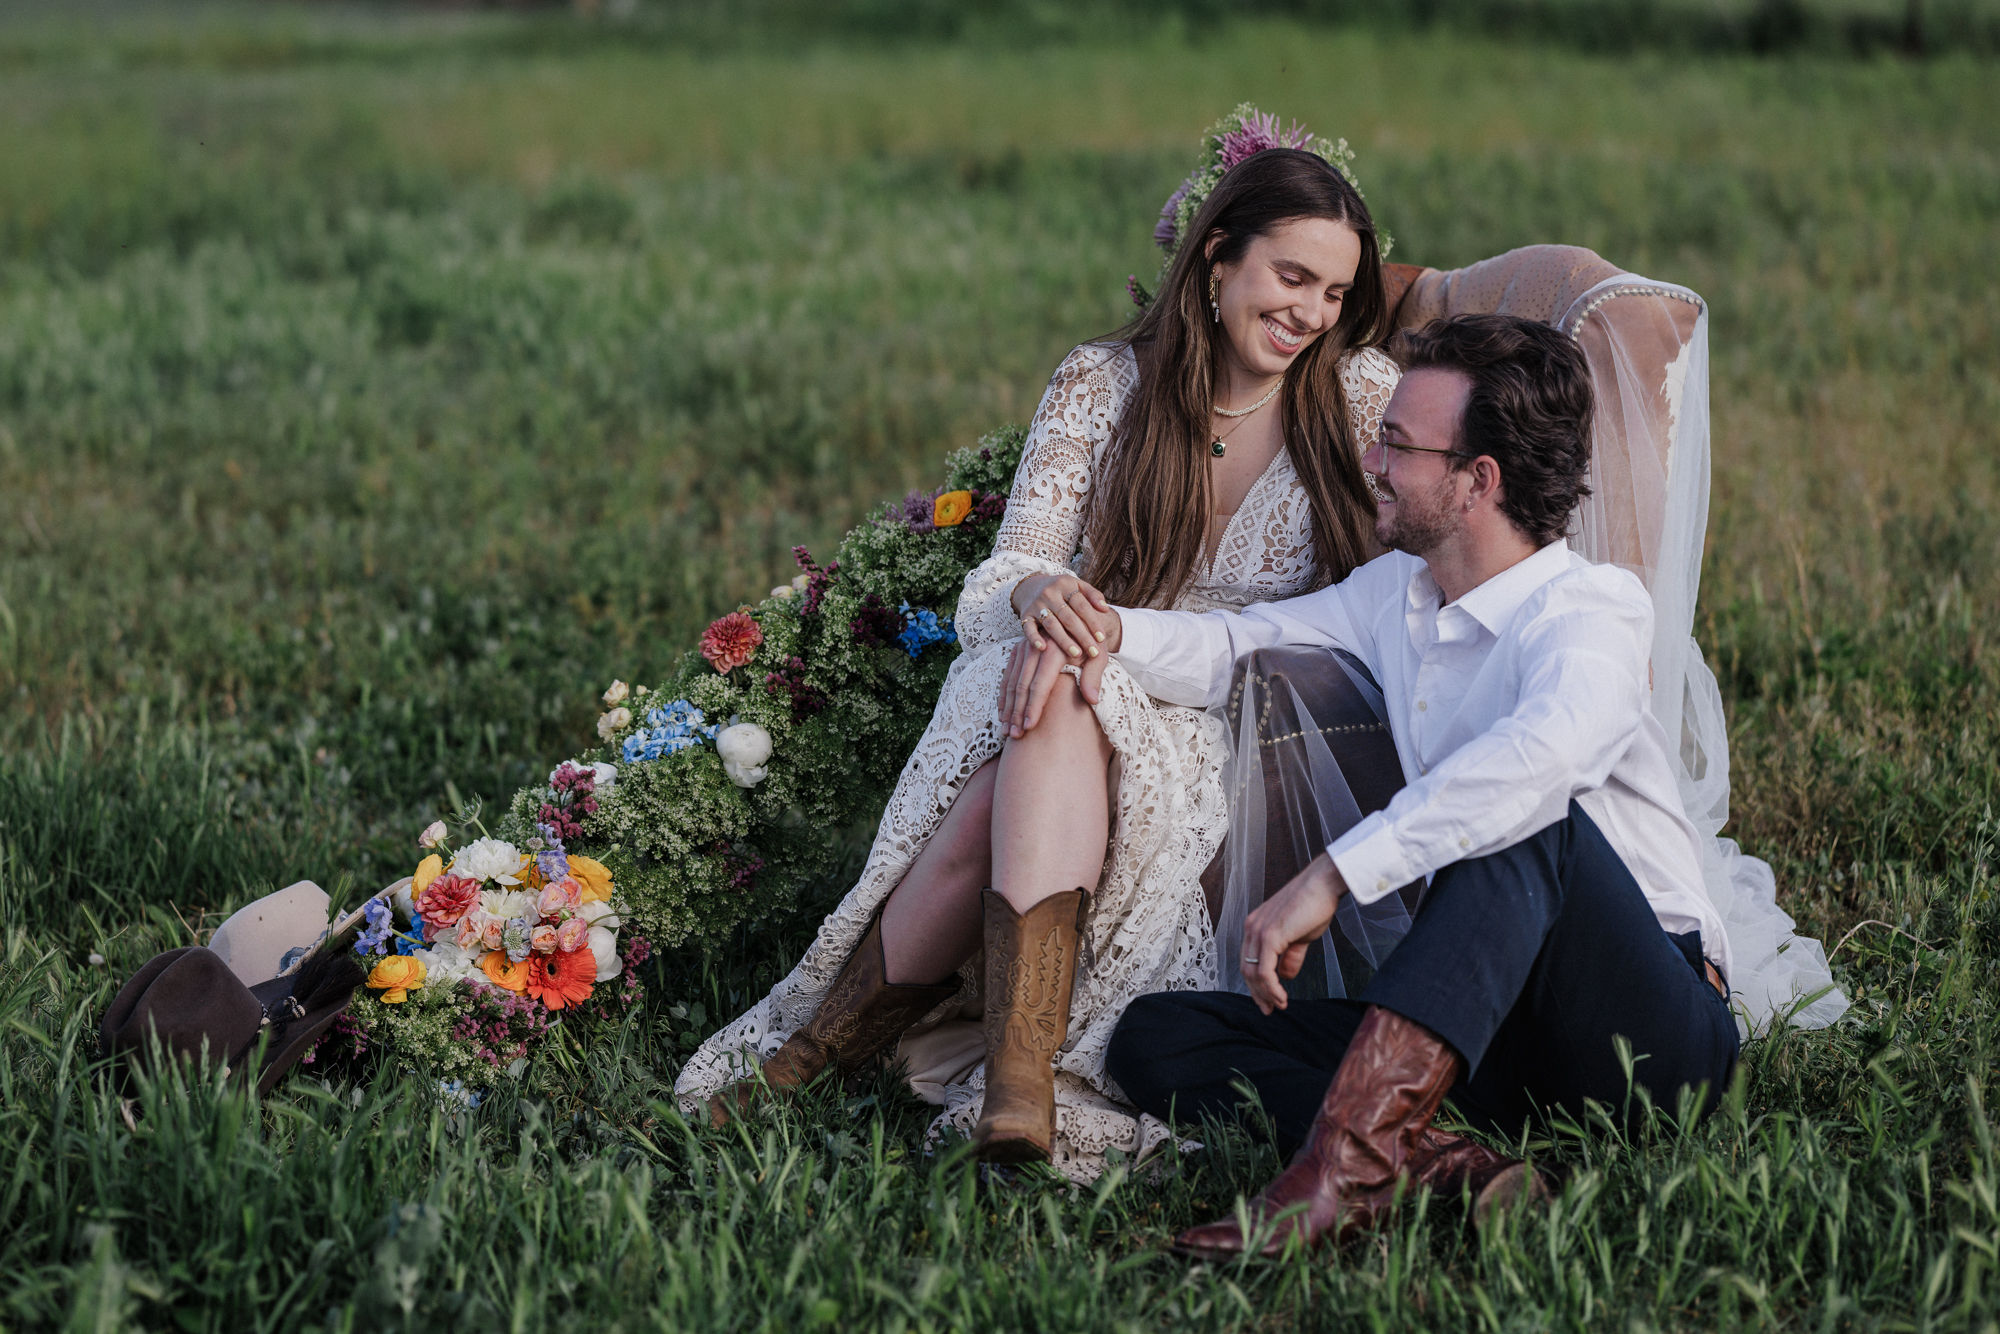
[1127,102,1387,309]
[494,429,1027,955]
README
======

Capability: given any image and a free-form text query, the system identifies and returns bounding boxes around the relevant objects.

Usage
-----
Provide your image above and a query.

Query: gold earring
[1208,271,1221,323]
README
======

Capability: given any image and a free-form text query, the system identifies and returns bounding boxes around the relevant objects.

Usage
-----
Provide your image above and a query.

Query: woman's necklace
[1210,380,1282,457]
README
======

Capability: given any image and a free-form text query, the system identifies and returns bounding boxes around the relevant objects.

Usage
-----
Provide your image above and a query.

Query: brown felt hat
[99,944,362,1096]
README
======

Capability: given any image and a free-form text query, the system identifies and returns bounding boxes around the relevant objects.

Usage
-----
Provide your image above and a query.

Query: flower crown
[1128,103,1388,309]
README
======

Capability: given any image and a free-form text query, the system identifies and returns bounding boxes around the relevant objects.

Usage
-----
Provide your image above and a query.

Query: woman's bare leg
[879,758,999,985]
[990,674,1115,912]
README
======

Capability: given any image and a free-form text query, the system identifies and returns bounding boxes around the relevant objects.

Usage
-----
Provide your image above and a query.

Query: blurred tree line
[548,0,1992,56]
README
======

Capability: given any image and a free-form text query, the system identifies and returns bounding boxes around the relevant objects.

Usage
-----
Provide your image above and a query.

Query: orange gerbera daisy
[480,951,530,992]
[526,949,595,1010]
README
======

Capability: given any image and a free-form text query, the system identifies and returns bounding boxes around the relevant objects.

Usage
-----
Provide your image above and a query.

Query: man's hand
[1242,851,1349,1014]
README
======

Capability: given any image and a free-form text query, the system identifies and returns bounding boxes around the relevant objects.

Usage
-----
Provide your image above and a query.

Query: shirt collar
[1450,539,1573,634]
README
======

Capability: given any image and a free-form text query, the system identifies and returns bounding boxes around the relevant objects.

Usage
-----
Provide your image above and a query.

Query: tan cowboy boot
[707,915,956,1127]
[971,887,1087,1164]
[1172,1006,1461,1259]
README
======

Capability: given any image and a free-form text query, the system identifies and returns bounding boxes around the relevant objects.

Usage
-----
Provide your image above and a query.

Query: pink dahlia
[415,872,482,932]
[700,611,763,673]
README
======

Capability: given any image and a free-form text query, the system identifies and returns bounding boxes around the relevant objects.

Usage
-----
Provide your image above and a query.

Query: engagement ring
[1037,607,1053,618]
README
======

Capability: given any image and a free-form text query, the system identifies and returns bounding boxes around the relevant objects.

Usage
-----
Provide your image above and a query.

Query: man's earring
[1209,271,1221,323]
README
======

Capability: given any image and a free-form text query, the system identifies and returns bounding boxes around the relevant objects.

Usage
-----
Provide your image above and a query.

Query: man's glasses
[1375,440,1471,464]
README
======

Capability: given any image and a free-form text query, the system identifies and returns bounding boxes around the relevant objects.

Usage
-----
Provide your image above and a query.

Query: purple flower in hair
[1215,109,1315,172]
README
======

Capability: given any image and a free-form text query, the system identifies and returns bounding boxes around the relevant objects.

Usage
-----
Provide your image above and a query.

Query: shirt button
[1376,879,1389,892]
[1458,836,1470,850]
[1416,699,1427,712]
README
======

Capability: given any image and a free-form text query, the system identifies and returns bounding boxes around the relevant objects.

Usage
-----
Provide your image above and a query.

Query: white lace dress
[675,341,1400,1180]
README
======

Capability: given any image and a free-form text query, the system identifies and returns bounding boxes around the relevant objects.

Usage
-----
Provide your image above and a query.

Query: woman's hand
[1011,573,1114,663]
[1241,852,1348,1014]
[999,634,1112,738]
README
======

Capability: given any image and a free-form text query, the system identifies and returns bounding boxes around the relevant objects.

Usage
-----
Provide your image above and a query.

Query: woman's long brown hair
[1083,148,1391,609]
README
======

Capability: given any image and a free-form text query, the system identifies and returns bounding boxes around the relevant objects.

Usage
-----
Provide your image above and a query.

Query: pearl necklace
[1210,380,1282,457]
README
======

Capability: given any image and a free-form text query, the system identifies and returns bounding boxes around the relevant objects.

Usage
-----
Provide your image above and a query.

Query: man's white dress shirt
[1112,539,1731,978]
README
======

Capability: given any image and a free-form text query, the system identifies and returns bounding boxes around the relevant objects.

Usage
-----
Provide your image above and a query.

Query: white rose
[587,925,623,981]
[417,820,447,849]
[716,722,773,788]
[451,837,524,885]
[577,898,622,930]
[602,679,629,706]
[596,706,632,742]
[770,585,795,600]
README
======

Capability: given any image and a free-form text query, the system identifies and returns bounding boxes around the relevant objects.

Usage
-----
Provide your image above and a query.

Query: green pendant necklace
[1211,380,1282,457]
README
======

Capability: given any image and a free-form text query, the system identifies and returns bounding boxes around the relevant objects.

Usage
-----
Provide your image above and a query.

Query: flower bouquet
[317,807,652,1091]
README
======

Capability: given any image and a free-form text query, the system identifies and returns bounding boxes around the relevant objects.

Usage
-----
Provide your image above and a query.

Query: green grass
[1,4,1997,1329]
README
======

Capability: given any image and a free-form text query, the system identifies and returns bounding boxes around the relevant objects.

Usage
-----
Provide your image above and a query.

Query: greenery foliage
[0,3,1996,1329]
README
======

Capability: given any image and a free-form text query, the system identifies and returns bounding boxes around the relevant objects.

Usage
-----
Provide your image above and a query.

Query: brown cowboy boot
[1406,1127,1553,1226]
[1172,1006,1461,1259]
[707,915,957,1127]
[971,888,1087,1164]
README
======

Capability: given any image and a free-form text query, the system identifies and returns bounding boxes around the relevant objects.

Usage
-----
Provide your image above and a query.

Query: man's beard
[1375,474,1462,557]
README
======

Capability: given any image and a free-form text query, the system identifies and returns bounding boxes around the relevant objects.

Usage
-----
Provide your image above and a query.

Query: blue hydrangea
[623,699,720,765]
[897,603,958,659]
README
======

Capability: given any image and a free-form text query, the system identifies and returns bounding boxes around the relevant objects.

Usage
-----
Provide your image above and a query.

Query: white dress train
[674,341,1401,1180]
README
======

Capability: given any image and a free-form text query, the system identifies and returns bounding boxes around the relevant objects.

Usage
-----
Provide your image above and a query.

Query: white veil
[1214,249,1848,1033]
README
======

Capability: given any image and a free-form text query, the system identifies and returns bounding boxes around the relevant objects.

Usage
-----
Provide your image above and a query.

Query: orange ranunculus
[366,955,427,1004]
[479,951,530,992]
[569,856,613,903]
[526,949,594,1010]
[411,853,444,899]
[932,490,974,528]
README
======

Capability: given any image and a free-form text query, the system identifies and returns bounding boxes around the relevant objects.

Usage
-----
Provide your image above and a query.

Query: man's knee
[1106,993,1187,1108]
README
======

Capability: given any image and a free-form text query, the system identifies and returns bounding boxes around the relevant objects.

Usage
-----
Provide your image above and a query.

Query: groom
[1083,313,1738,1257]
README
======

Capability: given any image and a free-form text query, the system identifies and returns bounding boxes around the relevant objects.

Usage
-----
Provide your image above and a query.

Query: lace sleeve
[1338,345,1399,450]
[955,344,1136,653]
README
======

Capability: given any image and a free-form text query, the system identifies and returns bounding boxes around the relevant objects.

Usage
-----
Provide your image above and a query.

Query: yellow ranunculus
[411,854,444,899]
[480,951,529,992]
[569,855,614,904]
[366,955,427,1004]
[932,490,973,528]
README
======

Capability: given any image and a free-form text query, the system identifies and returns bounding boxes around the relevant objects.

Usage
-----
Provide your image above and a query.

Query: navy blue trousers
[1108,803,1739,1157]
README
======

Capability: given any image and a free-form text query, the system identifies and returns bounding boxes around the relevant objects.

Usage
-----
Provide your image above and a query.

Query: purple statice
[896,488,937,534]
[971,491,1007,524]
[850,593,904,650]
[1153,182,1193,250]
[765,655,829,721]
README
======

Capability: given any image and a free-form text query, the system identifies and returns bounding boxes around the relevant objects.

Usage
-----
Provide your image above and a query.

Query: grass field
[2,3,1998,1329]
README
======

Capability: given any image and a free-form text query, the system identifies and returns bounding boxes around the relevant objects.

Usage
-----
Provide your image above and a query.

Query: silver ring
[1059,664,1082,680]
[1243,955,1260,965]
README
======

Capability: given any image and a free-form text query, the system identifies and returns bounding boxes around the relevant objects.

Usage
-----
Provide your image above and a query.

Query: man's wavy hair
[1389,314,1594,546]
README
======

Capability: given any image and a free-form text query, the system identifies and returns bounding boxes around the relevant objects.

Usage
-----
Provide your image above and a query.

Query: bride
[674,145,1401,1176]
